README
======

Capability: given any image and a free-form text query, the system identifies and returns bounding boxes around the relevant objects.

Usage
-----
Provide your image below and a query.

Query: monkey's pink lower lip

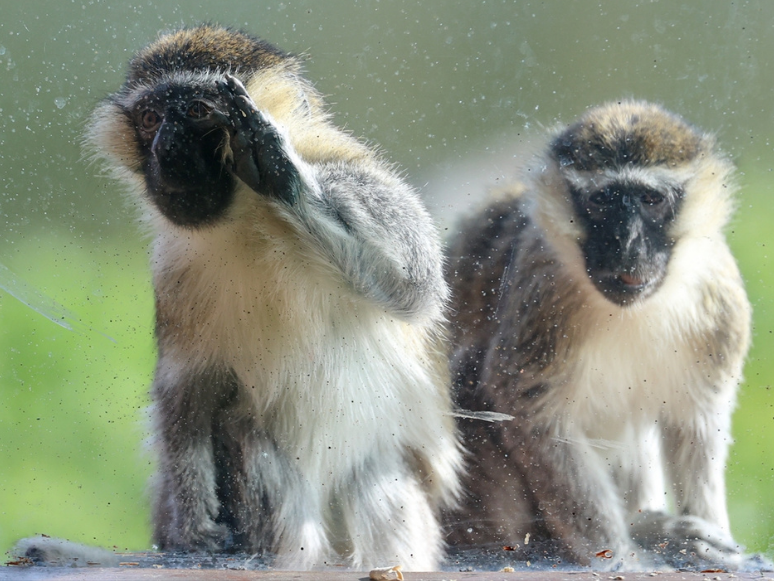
[619,273,645,286]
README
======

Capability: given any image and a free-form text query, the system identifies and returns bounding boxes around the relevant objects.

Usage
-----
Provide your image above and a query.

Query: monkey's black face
[127,83,236,227]
[123,75,300,227]
[570,179,683,306]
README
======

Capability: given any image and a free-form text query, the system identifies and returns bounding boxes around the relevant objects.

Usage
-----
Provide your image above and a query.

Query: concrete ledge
[2,568,772,581]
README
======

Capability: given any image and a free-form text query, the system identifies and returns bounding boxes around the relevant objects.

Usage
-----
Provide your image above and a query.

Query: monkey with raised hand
[18,25,461,571]
[443,101,766,571]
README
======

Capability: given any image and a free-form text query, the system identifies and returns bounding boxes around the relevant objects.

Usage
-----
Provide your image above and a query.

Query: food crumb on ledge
[369,564,404,580]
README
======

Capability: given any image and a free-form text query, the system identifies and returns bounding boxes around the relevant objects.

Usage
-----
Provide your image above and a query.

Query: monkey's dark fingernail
[237,96,253,108]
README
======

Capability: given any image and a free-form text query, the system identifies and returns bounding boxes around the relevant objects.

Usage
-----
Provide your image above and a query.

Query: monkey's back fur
[81,25,462,570]
[443,101,754,570]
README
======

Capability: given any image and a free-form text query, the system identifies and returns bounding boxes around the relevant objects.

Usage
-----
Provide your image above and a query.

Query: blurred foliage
[0,234,155,553]
[726,167,774,554]
[1,0,773,562]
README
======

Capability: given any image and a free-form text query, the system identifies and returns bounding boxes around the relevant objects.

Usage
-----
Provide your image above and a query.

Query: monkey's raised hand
[216,74,302,206]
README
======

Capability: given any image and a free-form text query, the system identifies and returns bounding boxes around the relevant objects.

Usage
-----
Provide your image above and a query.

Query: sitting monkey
[443,101,766,571]
[18,25,461,571]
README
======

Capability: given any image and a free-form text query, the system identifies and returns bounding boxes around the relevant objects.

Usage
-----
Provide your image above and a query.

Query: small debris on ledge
[369,564,404,580]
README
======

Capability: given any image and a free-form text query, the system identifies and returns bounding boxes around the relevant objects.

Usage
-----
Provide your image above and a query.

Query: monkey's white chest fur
[542,238,743,515]
[151,194,448,485]
[570,302,705,427]
[563,237,741,434]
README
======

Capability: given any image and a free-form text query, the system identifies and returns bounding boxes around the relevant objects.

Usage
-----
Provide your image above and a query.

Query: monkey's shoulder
[449,190,530,259]
[447,193,532,302]
[244,69,374,167]
[663,236,751,364]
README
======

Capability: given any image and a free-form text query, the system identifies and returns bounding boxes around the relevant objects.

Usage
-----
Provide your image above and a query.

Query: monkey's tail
[11,535,120,567]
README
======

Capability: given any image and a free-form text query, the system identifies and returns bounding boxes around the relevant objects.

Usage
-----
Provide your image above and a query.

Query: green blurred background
[1,0,773,560]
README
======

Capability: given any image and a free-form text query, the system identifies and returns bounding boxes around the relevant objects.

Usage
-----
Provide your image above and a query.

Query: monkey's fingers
[220,74,301,205]
[228,122,265,195]
[187,103,232,132]
[222,73,251,100]
[213,77,263,193]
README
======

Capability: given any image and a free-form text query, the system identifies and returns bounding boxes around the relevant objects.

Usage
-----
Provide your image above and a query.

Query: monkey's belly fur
[149,194,457,569]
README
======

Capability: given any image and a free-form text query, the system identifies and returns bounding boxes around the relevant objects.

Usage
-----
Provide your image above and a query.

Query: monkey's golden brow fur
[551,101,711,171]
[128,25,292,84]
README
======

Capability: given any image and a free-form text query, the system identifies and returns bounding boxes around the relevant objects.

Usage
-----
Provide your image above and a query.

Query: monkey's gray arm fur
[293,162,447,321]
[223,74,446,322]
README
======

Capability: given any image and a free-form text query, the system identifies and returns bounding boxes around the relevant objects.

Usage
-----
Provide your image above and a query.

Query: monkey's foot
[631,511,771,571]
[168,520,234,553]
[216,74,302,205]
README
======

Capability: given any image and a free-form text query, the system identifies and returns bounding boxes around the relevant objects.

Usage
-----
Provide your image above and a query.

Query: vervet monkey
[18,25,461,570]
[443,101,762,571]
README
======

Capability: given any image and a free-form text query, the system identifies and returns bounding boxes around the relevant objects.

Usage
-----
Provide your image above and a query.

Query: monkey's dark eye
[640,191,665,205]
[187,100,213,119]
[140,110,162,132]
[588,190,612,206]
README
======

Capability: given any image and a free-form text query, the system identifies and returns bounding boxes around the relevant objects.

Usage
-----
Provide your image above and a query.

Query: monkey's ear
[220,75,301,206]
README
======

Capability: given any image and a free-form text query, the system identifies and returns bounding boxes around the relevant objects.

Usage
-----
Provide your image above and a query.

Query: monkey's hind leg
[240,436,335,569]
[338,458,442,571]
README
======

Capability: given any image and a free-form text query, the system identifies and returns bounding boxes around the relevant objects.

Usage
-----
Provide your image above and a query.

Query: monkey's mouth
[590,271,660,306]
[617,273,648,289]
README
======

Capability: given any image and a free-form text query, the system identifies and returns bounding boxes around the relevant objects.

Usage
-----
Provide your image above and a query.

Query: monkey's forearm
[506,425,638,563]
[662,418,732,531]
[154,436,224,549]
[220,75,445,320]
